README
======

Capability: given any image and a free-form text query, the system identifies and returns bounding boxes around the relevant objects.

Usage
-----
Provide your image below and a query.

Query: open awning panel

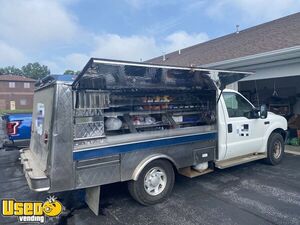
[72,58,253,90]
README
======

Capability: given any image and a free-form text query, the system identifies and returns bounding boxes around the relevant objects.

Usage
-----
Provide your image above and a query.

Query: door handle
[228,124,233,133]
[264,121,270,125]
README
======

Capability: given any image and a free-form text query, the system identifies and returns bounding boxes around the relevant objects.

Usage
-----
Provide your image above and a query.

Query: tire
[265,132,284,165]
[128,159,175,206]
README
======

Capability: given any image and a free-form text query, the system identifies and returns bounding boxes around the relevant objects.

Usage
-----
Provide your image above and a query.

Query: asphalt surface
[1,148,300,225]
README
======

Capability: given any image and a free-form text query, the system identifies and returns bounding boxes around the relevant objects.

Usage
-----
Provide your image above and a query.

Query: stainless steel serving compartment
[30,85,55,172]
[21,58,250,195]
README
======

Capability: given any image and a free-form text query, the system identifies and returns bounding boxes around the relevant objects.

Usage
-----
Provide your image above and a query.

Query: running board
[215,154,266,169]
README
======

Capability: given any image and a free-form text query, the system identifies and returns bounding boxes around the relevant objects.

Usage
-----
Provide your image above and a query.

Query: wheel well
[132,155,178,181]
[271,128,286,141]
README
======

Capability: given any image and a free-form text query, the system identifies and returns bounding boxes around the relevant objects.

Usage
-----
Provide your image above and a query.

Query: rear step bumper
[20,148,50,192]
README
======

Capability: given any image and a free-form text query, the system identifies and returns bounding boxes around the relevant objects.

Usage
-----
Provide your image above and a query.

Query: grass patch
[0,109,32,115]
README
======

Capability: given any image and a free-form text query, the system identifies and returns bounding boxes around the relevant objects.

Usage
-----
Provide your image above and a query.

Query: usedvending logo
[1,196,63,223]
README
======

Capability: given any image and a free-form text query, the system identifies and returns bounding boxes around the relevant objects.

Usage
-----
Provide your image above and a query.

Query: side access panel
[75,155,121,188]
[120,138,216,181]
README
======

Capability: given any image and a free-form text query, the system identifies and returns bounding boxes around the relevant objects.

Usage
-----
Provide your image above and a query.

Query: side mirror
[260,104,268,119]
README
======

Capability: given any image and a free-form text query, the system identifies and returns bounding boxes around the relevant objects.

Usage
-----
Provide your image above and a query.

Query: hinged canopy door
[72,58,252,90]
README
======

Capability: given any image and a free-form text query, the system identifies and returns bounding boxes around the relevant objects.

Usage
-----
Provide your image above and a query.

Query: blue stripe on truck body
[73,132,217,161]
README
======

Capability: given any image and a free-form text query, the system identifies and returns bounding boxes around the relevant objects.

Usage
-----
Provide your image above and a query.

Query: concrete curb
[285,150,300,156]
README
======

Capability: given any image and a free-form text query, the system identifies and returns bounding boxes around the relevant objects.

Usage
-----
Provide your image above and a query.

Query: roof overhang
[201,45,300,70]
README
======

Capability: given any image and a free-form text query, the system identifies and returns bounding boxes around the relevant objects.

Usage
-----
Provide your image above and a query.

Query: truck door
[222,91,265,159]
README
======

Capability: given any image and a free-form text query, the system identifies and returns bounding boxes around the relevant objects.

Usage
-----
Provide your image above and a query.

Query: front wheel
[265,133,284,165]
[128,159,175,205]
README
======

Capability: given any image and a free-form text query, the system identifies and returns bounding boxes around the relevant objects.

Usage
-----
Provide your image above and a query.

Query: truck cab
[217,89,287,166]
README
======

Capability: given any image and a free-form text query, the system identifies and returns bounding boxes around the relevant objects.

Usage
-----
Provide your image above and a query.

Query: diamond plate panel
[74,108,103,117]
[74,121,104,139]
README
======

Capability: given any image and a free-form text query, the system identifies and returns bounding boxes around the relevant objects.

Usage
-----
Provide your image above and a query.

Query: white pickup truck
[20,59,287,215]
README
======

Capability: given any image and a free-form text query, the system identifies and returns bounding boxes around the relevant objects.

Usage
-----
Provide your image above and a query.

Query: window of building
[9,82,15,88]
[24,82,30,88]
[20,99,27,106]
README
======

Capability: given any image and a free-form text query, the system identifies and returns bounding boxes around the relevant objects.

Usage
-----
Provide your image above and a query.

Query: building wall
[226,61,300,90]
[221,59,300,114]
[0,80,35,110]
[241,62,300,81]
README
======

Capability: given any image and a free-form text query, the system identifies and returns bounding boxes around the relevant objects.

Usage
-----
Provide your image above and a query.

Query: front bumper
[20,148,50,192]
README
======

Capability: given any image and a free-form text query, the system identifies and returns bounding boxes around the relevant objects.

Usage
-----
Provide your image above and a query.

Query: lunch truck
[20,58,287,215]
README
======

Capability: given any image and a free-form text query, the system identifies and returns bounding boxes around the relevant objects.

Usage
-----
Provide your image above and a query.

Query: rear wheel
[265,133,284,165]
[128,159,175,205]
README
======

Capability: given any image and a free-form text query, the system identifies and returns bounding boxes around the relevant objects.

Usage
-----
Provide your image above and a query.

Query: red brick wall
[0,80,35,110]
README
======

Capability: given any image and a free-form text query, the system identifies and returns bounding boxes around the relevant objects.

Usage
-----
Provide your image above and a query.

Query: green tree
[0,66,24,75]
[63,69,81,75]
[22,62,50,80]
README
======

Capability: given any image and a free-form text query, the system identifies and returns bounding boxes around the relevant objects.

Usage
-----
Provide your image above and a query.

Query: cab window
[223,92,253,118]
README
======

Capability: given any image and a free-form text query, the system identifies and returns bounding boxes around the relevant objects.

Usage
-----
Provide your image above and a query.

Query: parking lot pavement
[1,149,300,225]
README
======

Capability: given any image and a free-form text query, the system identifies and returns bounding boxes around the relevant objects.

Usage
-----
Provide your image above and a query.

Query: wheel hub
[144,167,167,196]
[150,175,160,186]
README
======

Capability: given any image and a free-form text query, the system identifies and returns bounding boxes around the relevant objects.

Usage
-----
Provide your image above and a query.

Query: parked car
[1,113,32,148]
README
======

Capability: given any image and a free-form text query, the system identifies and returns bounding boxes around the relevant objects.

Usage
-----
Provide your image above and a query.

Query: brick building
[0,75,36,110]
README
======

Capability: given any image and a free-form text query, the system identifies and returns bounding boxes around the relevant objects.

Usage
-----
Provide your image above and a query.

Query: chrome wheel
[273,140,282,159]
[144,167,167,196]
